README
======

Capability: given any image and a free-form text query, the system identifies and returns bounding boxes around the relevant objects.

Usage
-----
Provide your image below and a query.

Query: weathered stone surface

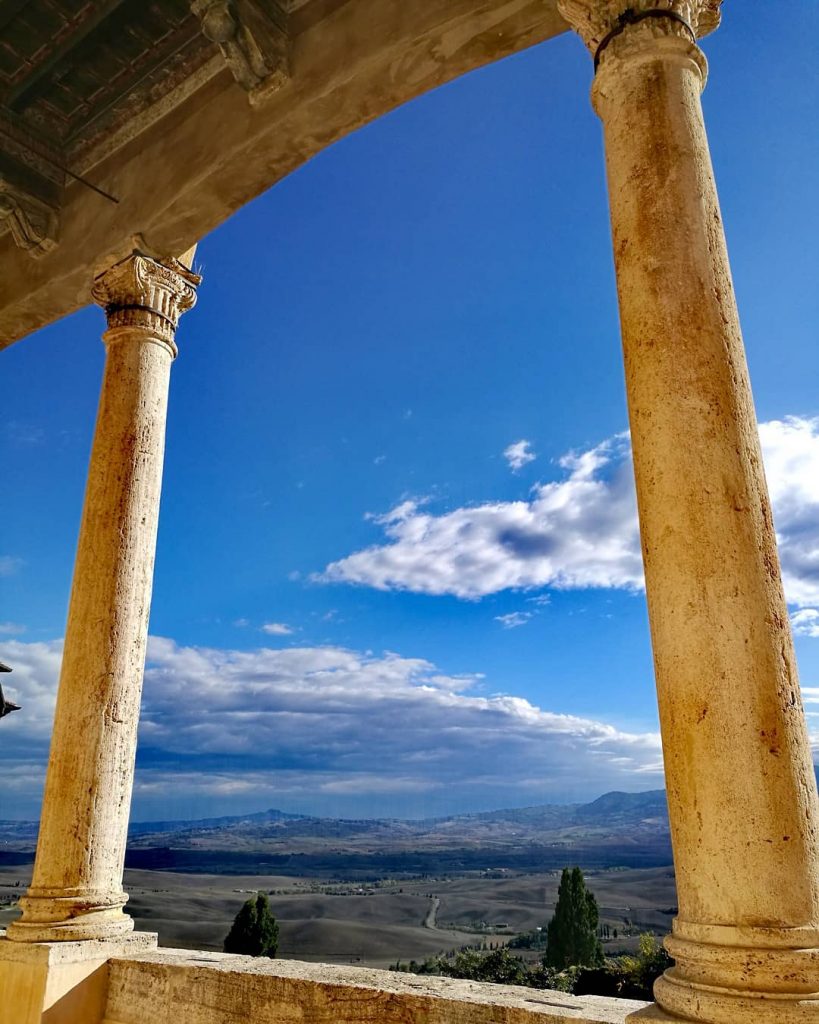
[102,950,648,1023]
[191,0,290,102]
[0,174,59,258]
[0,932,157,1024]
[7,253,199,944]
[557,2,819,1022]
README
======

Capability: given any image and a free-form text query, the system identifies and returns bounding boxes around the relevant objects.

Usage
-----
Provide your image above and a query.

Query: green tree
[545,867,604,970]
[617,933,672,999]
[437,948,529,985]
[224,891,279,957]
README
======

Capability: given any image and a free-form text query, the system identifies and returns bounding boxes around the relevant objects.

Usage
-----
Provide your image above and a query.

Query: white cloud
[135,638,663,810]
[758,417,819,608]
[495,612,532,629]
[320,434,640,599]
[503,439,536,472]
[320,417,819,610]
[0,639,62,741]
[792,610,819,639]
[374,455,387,465]
[0,622,26,635]
[0,636,664,818]
[0,638,64,819]
[261,622,295,636]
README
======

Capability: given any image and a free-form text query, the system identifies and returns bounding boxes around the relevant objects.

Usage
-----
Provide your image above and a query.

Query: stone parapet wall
[102,948,648,1024]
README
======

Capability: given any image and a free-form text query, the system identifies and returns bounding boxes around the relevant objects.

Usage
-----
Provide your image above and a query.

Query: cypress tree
[545,867,604,969]
[224,891,280,957]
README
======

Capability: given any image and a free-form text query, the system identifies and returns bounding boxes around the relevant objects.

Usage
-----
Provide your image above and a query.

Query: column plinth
[7,252,199,943]
[558,2,819,1021]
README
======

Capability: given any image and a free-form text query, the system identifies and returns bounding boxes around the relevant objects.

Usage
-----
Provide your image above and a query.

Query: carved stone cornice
[558,1,721,62]
[92,253,201,353]
[191,0,289,105]
[0,176,59,258]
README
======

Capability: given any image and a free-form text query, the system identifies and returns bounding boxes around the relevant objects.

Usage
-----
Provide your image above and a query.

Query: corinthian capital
[92,252,201,352]
[558,0,721,55]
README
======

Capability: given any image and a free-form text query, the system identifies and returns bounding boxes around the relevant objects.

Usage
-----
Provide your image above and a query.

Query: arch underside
[0,0,567,347]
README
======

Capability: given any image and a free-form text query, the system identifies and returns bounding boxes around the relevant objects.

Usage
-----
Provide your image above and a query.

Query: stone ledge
[0,929,157,964]
[103,948,650,1023]
[0,930,158,1024]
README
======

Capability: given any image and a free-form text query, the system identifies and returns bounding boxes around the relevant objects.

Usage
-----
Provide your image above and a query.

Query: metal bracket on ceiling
[190,0,290,106]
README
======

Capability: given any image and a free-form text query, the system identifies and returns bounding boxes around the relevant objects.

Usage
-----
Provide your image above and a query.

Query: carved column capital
[92,252,201,355]
[558,0,720,73]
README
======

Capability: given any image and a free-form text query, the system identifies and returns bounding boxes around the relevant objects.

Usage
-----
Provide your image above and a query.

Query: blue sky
[2,4,818,821]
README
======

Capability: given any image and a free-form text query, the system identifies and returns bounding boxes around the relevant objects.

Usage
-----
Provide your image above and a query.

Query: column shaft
[558,3,819,1020]
[596,29,819,934]
[8,252,198,942]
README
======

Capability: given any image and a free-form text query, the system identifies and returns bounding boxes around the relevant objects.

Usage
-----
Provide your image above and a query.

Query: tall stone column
[558,2,819,1021]
[8,251,199,943]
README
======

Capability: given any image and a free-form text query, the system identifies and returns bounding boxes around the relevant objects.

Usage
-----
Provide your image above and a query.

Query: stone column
[8,251,199,943]
[558,2,819,1021]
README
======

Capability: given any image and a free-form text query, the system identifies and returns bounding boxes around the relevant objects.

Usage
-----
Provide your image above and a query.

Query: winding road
[423,896,440,929]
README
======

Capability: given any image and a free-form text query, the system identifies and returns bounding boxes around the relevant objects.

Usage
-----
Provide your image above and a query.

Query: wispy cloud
[319,417,819,610]
[0,622,25,636]
[4,421,45,446]
[495,612,532,629]
[0,556,24,577]
[503,439,536,472]
[261,622,296,636]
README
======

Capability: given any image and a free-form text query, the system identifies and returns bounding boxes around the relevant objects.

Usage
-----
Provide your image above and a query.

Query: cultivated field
[0,865,677,968]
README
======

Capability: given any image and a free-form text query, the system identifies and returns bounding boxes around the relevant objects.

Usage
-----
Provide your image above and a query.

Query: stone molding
[0,176,58,258]
[557,0,720,55]
[191,0,289,105]
[92,252,201,350]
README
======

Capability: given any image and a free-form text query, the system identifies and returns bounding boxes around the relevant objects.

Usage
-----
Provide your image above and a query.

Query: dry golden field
[0,865,676,968]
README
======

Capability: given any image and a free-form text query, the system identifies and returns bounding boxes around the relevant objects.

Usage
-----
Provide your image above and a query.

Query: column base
[626,1006,677,1021]
[0,931,157,1024]
[652,968,819,1023]
[627,924,819,1023]
[7,890,134,943]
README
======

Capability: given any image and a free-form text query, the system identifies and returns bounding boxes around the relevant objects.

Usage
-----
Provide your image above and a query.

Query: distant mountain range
[4,781,816,876]
[127,806,302,836]
[0,789,671,864]
[122,788,669,843]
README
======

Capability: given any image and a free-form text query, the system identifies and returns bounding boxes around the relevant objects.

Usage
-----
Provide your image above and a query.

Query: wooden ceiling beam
[7,0,128,111]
